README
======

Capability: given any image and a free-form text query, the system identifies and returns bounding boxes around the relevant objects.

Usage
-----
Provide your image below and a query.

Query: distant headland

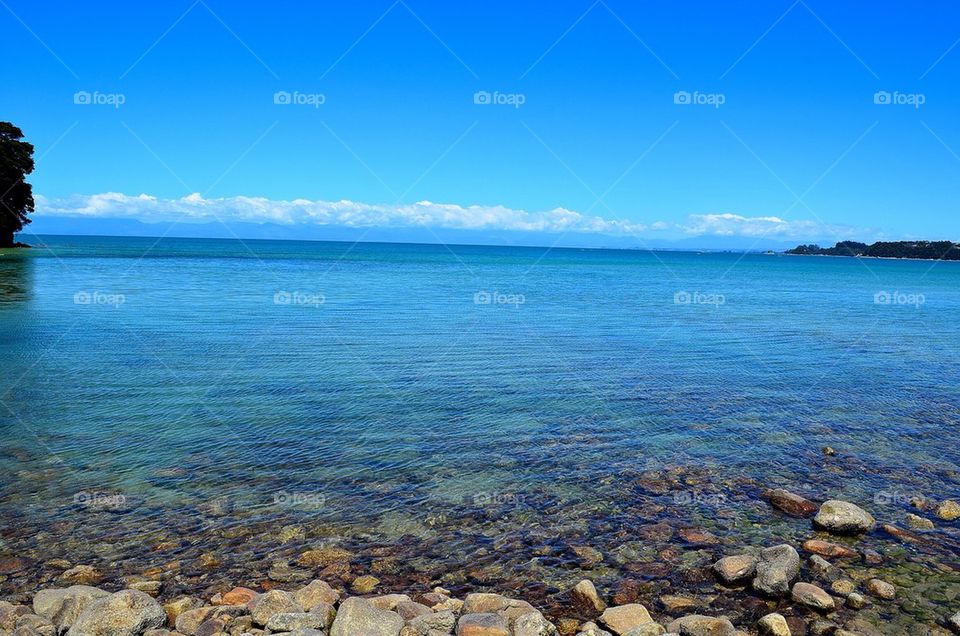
[786,240,960,260]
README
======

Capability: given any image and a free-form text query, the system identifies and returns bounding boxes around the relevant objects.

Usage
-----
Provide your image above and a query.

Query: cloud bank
[35,193,855,240]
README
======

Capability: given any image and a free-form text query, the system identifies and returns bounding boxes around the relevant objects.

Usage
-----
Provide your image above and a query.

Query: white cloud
[34,192,855,240]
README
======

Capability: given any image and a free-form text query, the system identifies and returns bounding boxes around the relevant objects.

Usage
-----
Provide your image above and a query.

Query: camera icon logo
[273,91,292,105]
[473,91,492,105]
[674,290,692,305]
[673,91,691,105]
[73,91,92,105]
[873,290,892,305]
[873,91,891,105]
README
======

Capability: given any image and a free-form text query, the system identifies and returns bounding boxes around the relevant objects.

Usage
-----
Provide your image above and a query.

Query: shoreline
[2,494,959,635]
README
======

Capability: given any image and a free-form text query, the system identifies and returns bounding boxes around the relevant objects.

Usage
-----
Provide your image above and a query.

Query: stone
[370,594,412,611]
[677,528,719,546]
[0,603,30,631]
[665,615,735,636]
[572,580,606,615]
[220,587,258,606]
[599,605,653,635]
[791,583,835,611]
[33,586,110,630]
[813,500,876,534]
[659,596,698,613]
[767,489,818,518]
[351,575,381,594]
[297,547,355,568]
[572,546,604,568]
[823,446,836,456]
[0,557,34,575]
[944,611,959,633]
[846,593,868,609]
[830,579,856,596]
[249,590,301,627]
[936,500,960,521]
[174,607,245,635]
[513,610,558,636]
[622,624,665,636]
[194,617,225,636]
[807,555,837,579]
[712,555,756,584]
[756,613,790,636]
[905,513,935,530]
[802,540,857,559]
[164,597,202,626]
[293,580,338,610]
[456,613,509,636]
[395,600,433,620]
[407,609,456,635]
[463,594,511,615]
[330,597,403,636]
[265,612,326,632]
[56,566,104,586]
[865,578,895,600]
[752,545,800,597]
[809,621,837,636]
[67,590,165,636]
[308,601,336,631]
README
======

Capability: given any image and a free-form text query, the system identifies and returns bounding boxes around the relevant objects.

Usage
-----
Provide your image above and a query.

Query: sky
[3,0,960,248]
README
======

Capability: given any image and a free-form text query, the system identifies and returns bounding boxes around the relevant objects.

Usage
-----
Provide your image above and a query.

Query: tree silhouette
[0,122,35,248]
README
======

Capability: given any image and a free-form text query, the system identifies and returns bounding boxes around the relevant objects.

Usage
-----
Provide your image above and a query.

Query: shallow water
[1,236,958,629]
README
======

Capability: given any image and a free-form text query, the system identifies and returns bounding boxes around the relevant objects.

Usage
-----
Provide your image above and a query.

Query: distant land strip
[786,240,960,260]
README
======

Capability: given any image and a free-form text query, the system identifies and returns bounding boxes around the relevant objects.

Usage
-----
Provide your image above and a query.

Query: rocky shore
[1,495,959,636]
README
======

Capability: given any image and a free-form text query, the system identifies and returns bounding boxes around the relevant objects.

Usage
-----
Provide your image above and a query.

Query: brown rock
[571,546,604,569]
[757,613,791,636]
[678,527,720,546]
[865,578,895,600]
[767,489,818,518]
[219,587,258,606]
[296,547,355,568]
[802,540,857,559]
[599,604,653,635]
[292,580,338,610]
[791,582,835,611]
[456,612,509,636]
[712,555,757,584]
[571,580,606,615]
[56,565,103,586]
[666,614,736,636]
[936,500,960,521]
[351,575,380,594]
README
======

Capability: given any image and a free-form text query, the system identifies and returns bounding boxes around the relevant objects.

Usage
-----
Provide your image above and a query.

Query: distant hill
[786,240,960,260]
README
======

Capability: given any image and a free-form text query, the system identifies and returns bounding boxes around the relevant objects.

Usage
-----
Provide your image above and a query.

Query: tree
[0,122,35,248]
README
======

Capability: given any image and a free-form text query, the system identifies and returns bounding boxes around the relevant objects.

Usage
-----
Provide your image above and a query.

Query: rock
[396,600,432,620]
[757,613,790,636]
[712,555,756,584]
[905,513,935,530]
[945,611,959,633]
[677,528,719,546]
[809,620,837,636]
[830,579,856,597]
[665,615,735,636]
[174,607,245,635]
[265,612,326,632]
[813,500,876,534]
[220,587,258,606]
[599,605,653,635]
[463,594,511,615]
[407,609,456,635]
[56,566,103,586]
[513,610,558,636]
[752,545,800,597]
[163,597,202,626]
[767,489,818,518]
[791,583,835,611]
[330,597,403,636]
[297,547,355,568]
[33,586,110,630]
[369,594,411,611]
[293,580,338,610]
[0,602,30,631]
[572,546,604,569]
[249,590,301,626]
[802,540,857,559]
[882,524,923,544]
[807,555,837,579]
[194,617,225,636]
[67,590,165,636]
[0,556,34,575]
[823,447,836,456]
[936,500,960,521]
[846,593,868,609]
[622,624,665,636]
[659,596,698,613]
[572,580,606,615]
[865,578,895,600]
[351,575,381,594]
[308,601,336,631]
[456,613,509,636]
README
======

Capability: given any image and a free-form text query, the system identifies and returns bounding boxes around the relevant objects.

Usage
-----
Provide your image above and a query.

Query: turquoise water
[0,236,958,612]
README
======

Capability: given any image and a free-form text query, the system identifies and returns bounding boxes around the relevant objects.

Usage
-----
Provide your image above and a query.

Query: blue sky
[3,0,960,246]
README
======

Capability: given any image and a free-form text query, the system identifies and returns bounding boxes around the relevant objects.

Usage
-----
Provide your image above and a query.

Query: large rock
[936,500,960,521]
[456,612,509,636]
[572,580,606,615]
[599,604,653,635]
[813,500,876,534]
[712,555,756,584]
[33,586,110,631]
[265,611,326,632]
[622,624,665,636]
[407,609,456,635]
[249,590,301,626]
[757,613,790,636]
[791,583,835,611]
[665,615,735,636]
[513,610,559,636]
[767,489,818,518]
[752,545,800,597]
[330,597,403,636]
[293,580,339,610]
[946,611,960,633]
[463,593,511,615]
[67,590,165,636]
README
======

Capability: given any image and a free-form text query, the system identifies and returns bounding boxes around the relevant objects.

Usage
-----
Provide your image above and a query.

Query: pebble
[756,613,791,636]
[865,578,896,600]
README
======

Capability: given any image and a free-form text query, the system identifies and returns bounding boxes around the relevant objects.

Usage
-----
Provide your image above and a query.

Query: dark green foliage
[0,122,35,248]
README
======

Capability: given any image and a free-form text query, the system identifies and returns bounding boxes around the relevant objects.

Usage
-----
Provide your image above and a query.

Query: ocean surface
[1,235,958,626]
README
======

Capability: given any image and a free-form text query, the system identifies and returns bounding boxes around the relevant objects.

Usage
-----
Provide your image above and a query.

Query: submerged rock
[813,500,876,534]
[767,489,818,518]
[865,578,896,600]
[712,554,756,585]
[801,540,857,559]
[752,545,800,597]
[790,583,835,611]
[936,500,960,521]
[905,513,935,530]
[571,580,606,615]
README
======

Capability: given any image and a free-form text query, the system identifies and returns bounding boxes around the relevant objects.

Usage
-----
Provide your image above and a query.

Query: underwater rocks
[752,545,800,597]
[766,489,818,518]
[813,500,876,534]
